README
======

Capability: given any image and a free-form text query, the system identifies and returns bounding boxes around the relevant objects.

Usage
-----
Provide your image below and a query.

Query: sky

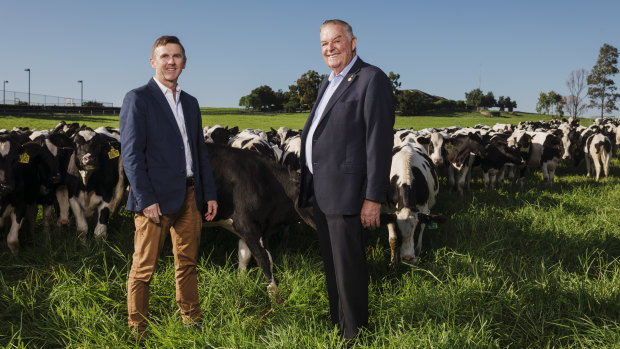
[2,0,619,117]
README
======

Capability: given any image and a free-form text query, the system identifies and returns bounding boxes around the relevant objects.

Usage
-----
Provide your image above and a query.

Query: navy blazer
[119,78,217,214]
[299,58,395,215]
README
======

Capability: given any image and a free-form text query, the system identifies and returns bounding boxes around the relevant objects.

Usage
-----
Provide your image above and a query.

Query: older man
[299,19,395,339]
[120,35,218,339]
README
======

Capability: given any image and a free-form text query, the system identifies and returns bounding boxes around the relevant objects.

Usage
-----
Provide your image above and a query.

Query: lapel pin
[348,76,352,82]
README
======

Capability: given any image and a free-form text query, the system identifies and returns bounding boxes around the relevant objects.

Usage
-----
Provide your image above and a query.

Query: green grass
[0,109,588,131]
[0,111,617,348]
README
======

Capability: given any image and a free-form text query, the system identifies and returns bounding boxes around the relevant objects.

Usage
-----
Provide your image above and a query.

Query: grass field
[0,111,618,348]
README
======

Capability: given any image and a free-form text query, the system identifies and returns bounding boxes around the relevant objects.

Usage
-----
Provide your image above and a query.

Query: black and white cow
[445,131,487,195]
[383,142,443,264]
[478,134,525,190]
[66,126,125,243]
[575,127,612,180]
[203,143,315,297]
[204,125,239,145]
[508,130,562,186]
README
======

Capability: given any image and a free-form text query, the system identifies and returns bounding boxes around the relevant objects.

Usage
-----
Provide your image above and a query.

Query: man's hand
[360,199,381,230]
[204,200,218,221]
[143,203,162,224]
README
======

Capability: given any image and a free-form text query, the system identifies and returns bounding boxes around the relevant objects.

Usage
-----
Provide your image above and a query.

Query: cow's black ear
[416,136,430,145]
[230,126,239,135]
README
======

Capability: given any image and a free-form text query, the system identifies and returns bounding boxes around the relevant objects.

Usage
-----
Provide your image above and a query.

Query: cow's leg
[457,166,470,196]
[55,186,70,228]
[7,206,24,255]
[238,239,252,271]
[387,222,399,266]
[585,155,592,177]
[69,198,88,245]
[541,162,550,183]
[593,155,602,181]
[603,152,610,178]
[396,208,417,264]
[447,166,455,192]
[482,170,490,189]
[94,205,110,240]
[235,226,279,298]
[42,204,53,232]
[25,204,38,243]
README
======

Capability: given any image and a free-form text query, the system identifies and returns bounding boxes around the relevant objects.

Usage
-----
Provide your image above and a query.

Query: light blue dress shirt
[305,55,358,173]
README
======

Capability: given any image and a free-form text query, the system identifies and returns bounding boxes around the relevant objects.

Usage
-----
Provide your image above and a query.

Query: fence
[1,90,113,107]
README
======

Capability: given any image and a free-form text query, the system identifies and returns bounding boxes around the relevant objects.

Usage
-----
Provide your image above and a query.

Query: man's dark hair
[151,35,186,58]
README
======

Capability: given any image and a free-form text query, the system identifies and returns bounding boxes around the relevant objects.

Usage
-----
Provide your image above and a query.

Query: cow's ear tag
[520,146,529,153]
[108,146,119,159]
[18,152,30,164]
[427,222,438,230]
[445,143,453,151]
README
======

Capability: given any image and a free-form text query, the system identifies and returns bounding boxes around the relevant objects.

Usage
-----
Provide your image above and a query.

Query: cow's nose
[401,255,418,264]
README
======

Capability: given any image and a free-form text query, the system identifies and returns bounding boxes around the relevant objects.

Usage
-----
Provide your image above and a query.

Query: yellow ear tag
[18,152,30,164]
[445,143,453,151]
[520,146,529,153]
[108,147,120,159]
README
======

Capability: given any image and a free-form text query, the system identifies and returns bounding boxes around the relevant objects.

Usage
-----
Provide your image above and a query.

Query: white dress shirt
[153,77,194,177]
[305,55,358,173]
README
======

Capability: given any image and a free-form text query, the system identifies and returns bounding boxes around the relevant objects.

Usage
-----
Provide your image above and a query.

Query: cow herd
[1,117,618,295]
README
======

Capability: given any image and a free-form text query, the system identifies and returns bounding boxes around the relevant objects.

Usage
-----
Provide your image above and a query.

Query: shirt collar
[328,55,358,82]
[153,77,182,97]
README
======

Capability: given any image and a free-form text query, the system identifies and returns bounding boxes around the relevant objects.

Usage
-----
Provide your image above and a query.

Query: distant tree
[388,72,402,111]
[82,101,103,107]
[587,43,619,119]
[536,92,550,115]
[505,97,517,112]
[398,90,430,115]
[239,85,277,111]
[497,96,506,111]
[564,68,588,117]
[548,91,564,117]
[465,88,483,110]
[289,70,326,110]
[480,91,497,109]
[388,72,401,94]
[537,91,562,116]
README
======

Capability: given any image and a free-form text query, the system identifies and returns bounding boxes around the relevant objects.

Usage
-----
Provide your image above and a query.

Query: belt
[186,176,195,187]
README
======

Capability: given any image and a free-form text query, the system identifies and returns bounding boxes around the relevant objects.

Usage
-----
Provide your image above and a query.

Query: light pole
[2,80,7,105]
[24,68,30,105]
[77,80,83,106]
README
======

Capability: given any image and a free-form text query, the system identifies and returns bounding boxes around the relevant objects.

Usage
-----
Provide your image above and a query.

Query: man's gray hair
[321,19,354,41]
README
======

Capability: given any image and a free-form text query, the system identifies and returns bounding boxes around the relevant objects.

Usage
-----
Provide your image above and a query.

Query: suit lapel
[302,77,329,145]
[147,78,183,140]
[180,92,196,152]
[315,59,363,128]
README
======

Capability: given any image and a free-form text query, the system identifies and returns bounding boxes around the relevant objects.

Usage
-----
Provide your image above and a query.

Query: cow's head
[0,132,21,195]
[446,133,486,167]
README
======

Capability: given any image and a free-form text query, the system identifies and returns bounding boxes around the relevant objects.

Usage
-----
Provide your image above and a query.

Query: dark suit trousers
[313,199,369,339]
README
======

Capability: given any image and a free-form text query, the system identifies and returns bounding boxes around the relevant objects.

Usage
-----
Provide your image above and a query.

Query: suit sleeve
[195,103,218,202]
[119,90,157,210]
[363,70,395,203]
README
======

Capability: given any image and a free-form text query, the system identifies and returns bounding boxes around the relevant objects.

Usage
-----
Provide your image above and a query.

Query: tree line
[537,43,619,119]
[238,70,520,117]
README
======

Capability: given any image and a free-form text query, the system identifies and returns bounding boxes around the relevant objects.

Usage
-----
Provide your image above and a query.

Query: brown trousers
[127,186,203,335]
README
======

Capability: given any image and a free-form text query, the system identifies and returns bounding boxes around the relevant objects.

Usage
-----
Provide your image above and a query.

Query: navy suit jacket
[119,78,217,214]
[299,58,395,215]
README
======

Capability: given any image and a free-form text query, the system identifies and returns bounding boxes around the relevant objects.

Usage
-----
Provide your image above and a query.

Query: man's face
[320,24,356,75]
[150,43,186,86]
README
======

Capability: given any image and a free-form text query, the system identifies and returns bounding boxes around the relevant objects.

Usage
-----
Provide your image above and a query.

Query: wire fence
[1,90,113,107]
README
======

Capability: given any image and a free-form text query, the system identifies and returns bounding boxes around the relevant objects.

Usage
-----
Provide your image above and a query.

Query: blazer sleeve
[195,104,218,202]
[363,69,395,203]
[119,90,158,209]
